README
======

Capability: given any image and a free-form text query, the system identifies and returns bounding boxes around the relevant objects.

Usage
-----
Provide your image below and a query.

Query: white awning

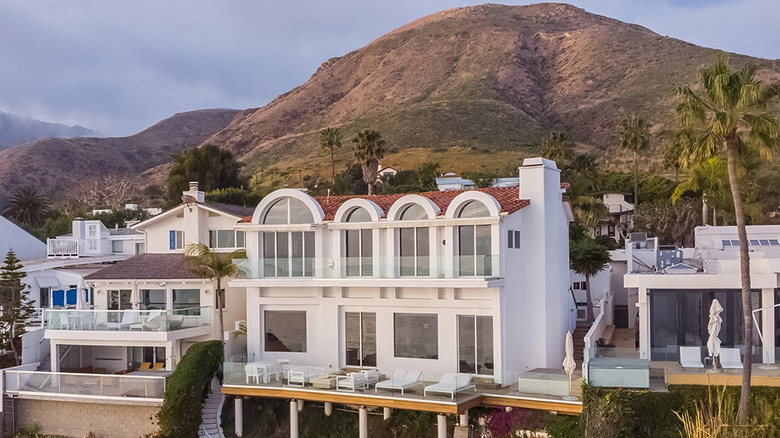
[36,276,61,288]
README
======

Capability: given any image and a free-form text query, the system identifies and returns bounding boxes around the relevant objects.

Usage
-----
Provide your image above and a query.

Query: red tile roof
[237,187,530,223]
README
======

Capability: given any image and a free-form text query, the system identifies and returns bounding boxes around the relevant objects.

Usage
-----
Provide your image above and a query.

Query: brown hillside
[0,109,240,205]
[204,2,780,180]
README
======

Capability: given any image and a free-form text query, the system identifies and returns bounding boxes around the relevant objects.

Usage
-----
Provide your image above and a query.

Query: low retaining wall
[13,398,160,438]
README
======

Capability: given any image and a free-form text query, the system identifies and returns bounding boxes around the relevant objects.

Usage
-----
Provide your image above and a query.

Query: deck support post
[324,401,333,416]
[383,407,392,420]
[234,397,243,437]
[459,410,468,427]
[290,400,299,438]
[297,399,304,411]
[437,413,447,438]
[359,406,368,438]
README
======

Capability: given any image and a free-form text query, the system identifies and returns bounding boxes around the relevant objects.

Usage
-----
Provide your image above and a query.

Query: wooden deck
[655,361,780,387]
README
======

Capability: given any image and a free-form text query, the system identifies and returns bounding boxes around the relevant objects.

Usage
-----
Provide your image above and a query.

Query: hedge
[153,340,223,438]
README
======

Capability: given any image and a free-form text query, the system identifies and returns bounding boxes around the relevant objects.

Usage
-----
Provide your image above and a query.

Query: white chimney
[182,181,205,203]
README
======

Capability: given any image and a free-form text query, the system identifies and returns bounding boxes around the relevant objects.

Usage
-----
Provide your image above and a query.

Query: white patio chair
[679,346,704,370]
[336,372,368,392]
[423,373,476,399]
[245,364,261,384]
[107,311,136,330]
[361,369,380,387]
[719,348,743,370]
[375,369,422,395]
[287,366,326,387]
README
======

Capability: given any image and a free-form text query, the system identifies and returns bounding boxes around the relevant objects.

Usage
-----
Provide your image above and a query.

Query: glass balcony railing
[4,370,165,399]
[234,255,499,280]
[43,306,212,332]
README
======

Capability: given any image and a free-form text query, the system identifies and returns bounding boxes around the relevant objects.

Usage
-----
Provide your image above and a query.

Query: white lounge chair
[424,373,476,400]
[719,348,743,370]
[107,311,136,330]
[375,370,422,395]
[680,346,704,369]
[336,372,368,392]
[245,363,261,384]
[287,366,326,387]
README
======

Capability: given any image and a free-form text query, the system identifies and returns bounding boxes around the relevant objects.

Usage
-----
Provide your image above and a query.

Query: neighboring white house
[46,218,145,258]
[231,158,573,386]
[625,225,780,365]
[0,215,46,260]
[436,176,476,191]
[593,193,634,243]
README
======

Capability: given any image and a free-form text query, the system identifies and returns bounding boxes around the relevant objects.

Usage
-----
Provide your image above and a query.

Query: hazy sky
[1,0,776,137]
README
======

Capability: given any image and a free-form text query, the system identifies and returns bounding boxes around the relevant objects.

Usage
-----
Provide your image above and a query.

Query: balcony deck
[655,361,780,387]
[222,363,582,415]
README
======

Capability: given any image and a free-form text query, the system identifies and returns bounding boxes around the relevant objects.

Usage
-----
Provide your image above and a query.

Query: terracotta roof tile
[84,253,205,280]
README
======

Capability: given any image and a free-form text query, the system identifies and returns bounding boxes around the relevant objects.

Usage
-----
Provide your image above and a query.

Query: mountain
[2,3,780,204]
[0,111,96,150]
[0,109,239,206]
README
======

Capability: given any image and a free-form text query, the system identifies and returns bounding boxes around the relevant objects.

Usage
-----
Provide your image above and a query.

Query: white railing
[43,306,212,332]
[4,370,165,400]
[582,293,613,382]
[46,238,112,258]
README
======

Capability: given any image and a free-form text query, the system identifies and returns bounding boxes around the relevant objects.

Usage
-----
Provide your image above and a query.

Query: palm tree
[185,243,247,356]
[319,127,342,179]
[416,161,441,191]
[2,187,51,227]
[673,54,780,423]
[541,131,576,168]
[569,236,610,322]
[352,130,386,196]
[618,115,651,205]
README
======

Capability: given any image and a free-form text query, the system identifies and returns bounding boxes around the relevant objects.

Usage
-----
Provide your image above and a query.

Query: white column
[324,402,333,416]
[290,400,299,438]
[359,406,368,438]
[437,414,447,438]
[234,397,243,437]
[297,399,304,411]
[459,411,468,427]
[383,407,392,420]
[762,288,775,364]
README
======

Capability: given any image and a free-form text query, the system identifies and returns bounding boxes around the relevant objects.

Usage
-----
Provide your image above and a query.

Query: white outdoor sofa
[679,346,704,370]
[423,373,476,400]
[336,372,368,392]
[374,370,422,395]
[287,366,326,387]
[719,348,743,371]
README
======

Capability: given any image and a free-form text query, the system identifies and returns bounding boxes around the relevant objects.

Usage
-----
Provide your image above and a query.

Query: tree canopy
[167,144,246,205]
[3,187,51,227]
[0,250,35,366]
[353,130,386,196]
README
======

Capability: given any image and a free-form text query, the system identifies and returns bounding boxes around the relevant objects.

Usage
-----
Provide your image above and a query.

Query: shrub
[153,340,223,438]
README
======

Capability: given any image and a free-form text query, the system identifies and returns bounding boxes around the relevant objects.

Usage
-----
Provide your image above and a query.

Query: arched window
[456,202,492,276]
[399,204,428,221]
[397,204,429,276]
[262,198,315,277]
[458,201,490,218]
[346,207,372,223]
[263,198,314,225]
[344,208,373,276]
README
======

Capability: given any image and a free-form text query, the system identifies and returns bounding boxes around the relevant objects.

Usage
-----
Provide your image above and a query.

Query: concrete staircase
[573,323,591,366]
[198,377,224,438]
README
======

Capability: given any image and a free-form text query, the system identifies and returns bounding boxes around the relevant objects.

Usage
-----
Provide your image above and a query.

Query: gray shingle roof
[84,253,205,280]
[203,202,255,219]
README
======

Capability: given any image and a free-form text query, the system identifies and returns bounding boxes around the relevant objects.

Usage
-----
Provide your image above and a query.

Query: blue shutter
[52,290,65,307]
[169,230,175,250]
[66,288,77,305]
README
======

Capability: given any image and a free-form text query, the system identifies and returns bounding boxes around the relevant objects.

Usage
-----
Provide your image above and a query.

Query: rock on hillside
[0,109,240,205]
[204,3,780,175]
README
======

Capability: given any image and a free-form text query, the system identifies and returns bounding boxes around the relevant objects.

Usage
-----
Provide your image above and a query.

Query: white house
[625,225,780,365]
[0,215,46,260]
[231,158,573,386]
[593,193,634,243]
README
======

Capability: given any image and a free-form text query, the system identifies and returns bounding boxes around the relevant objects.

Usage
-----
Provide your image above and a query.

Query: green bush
[153,340,223,438]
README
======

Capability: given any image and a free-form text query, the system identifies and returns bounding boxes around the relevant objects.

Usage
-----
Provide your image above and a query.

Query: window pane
[458,201,490,218]
[265,310,306,352]
[291,232,303,277]
[346,230,360,277]
[399,204,427,221]
[173,289,200,315]
[209,230,217,248]
[263,199,288,224]
[236,231,245,248]
[362,313,377,367]
[361,229,373,276]
[345,312,361,366]
[304,231,315,276]
[399,228,415,276]
[218,230,235,248]
[477,316,494,375]
[139,289,166,310]
[458,315,476,373]
[346,207,372,222]
[289,198,314,224]
[276,232,289,277]
[394,313,438,359]
[507,230,514,248]
[514,231,521,249]
[263,232,276,277]
[477,225,492,276]
[416,228,429,276]
[459,226,475,276]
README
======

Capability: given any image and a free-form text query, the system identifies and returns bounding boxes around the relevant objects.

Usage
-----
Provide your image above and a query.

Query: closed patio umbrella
[75,278,88,310]
[563,331,577,400]
[707,299,723,373]
[130,279,140,309]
